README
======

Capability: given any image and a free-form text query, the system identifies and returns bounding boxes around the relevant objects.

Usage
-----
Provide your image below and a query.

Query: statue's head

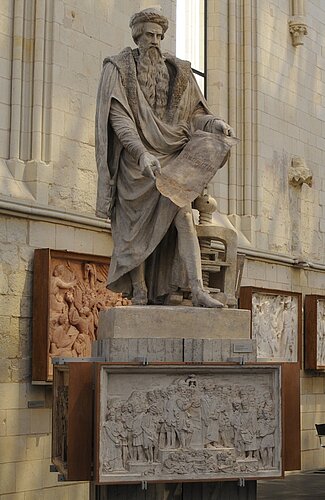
[129,8,168,46]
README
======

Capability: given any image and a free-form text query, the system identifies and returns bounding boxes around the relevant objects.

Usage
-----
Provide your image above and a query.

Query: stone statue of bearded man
[95,8,235,307]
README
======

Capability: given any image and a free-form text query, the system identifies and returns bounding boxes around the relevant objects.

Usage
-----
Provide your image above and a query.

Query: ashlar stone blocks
[98,306,251,340]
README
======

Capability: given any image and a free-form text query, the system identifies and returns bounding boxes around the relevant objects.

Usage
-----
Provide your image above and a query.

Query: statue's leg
[130,263,148,305]
[174,207,223,308]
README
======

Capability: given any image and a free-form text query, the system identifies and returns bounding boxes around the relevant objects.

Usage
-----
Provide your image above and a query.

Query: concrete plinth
[98,306,250,340]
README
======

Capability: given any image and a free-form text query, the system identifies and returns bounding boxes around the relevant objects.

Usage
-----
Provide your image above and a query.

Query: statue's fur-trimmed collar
[103,47,192,123]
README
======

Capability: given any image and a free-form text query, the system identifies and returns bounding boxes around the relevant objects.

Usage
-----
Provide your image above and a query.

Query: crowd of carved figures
[101,375,277,476]
[252,294,298,361]
[49,261,130,364]
[317,300,325,366]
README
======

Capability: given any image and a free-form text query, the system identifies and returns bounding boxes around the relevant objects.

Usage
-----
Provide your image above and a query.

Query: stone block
[0,409,6,436]
[301,412,319,431]
[93,231,113,257]
[41,458,63,488]
[0,383,26,410]
[73,227,94,253]
[6,409,31,436]
[29,408,51,435]
[65,483,90,500]
[29,221,56,248]
[55,224,76,251]
[95,338,184,362]
[26,435,45,460]
[183,338,256,363]
[301,376,314,395]
[92,338,256,363]
[24,491,46,500]
[0,435,26,463]
[0,462,16,494]
[313,377,324,394]
[98,306,251,340]
[15,459,45,492]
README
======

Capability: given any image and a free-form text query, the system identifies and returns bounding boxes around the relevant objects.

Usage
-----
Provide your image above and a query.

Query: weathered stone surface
[95,338,184,362]
[93,338,256,364]
[98,306,251,340]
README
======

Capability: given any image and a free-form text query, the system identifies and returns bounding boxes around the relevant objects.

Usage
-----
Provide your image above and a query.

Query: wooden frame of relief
[52,362,94,481]
[94,363,282,485]
[239,287,302,364]
[305,295,325,370]
[32,248,126,383]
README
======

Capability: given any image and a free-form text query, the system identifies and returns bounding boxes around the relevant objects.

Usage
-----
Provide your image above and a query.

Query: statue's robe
[95,47,219,302]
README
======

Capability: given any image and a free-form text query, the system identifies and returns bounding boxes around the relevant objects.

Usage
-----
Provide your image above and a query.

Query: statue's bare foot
[192,289,224,308]
[132,285,148,305]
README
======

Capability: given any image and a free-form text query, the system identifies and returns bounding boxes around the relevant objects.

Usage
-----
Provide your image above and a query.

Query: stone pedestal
[93,337,256,364]
[93,305,258,500]
[98,306,251,340]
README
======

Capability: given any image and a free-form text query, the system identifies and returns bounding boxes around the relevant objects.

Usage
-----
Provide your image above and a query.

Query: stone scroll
[156,130,239,207]
[96,364,281,484]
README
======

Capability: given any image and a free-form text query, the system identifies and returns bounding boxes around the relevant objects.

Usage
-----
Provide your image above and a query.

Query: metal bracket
[52,357,105,365]
[226,356,245,365]
[141,480,148,490]
[134,357,149,366]
[28,400,45,409]
[238,478,245,487]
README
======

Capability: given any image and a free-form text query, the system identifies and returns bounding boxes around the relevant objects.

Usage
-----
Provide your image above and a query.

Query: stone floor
[258,470,325,499]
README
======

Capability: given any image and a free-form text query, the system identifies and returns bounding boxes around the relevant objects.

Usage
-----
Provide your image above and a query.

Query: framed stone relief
[239,287,302,364]
[32,248,130,382]
[94,364,282,484]
[305,295,325,370]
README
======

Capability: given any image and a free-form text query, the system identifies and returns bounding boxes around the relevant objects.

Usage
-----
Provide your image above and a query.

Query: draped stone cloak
[95,47,220,302]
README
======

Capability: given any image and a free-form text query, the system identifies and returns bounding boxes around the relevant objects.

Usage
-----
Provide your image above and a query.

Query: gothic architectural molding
[289,0,308,46]
[228,0,258,218]
[8,0,54,203]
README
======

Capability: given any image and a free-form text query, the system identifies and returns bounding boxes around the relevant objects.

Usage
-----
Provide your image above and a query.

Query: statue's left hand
[212,119,235,137]
[139,152,162,180]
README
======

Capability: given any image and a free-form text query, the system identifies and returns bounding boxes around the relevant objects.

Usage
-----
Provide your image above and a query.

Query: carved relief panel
[240,287,302,363]
[32,249,130,382]
[95,364,282,484]
[305,295,325,370]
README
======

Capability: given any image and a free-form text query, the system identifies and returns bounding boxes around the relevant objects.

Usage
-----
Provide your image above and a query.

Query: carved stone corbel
[289,1,308,47]
[288,156,312,187]
[289,16,308,46]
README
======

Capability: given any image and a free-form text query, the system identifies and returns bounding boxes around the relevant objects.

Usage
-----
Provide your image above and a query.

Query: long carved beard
[137,47,169,120]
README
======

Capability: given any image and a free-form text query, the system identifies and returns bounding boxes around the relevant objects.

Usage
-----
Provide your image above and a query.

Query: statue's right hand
[139,152,161,180]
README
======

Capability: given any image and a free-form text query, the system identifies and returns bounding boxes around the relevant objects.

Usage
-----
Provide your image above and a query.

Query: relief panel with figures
[95,364,282,484]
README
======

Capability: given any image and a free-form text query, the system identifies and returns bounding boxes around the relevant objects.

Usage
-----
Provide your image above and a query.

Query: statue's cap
[129,8,169,34]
